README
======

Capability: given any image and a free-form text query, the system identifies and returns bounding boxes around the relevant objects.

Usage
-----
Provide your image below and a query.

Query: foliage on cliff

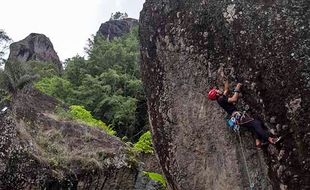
[143,171,167,188]
[0,25,147,144]
[56,105,116,135]
[33,26,147,142]
[133,131,154,154]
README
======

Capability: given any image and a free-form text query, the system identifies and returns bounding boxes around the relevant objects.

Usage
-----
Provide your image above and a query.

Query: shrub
[28,61,61,78]
[3,61,39,93]
[67,105,116,135]
[143,171,167,188]
[35,76,73,101]
[133,131,153,154]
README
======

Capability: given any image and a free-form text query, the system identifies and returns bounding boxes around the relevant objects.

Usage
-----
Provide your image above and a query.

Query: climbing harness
[227,116,240,132]
[226,111,255,189]
[226,111,246,132]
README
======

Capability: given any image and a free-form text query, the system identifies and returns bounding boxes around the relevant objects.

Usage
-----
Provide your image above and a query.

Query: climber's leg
[242,119,269,142]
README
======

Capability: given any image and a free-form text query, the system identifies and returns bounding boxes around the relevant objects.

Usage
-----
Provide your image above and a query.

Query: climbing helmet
[208,88,218,100]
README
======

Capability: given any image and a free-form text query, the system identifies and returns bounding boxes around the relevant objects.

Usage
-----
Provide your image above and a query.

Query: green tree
[0,69,10,107]
[86,27,140,78]
[37,25,149,141]
[110,12,128,20]
[35,76,73,101]
[2,61,39,93]
[95,95,137,137]
[63,56,88,87]
[125,79,144,98]
[0,30,11,64]
[27,61,61,78]
[83,27,146,140]
[72,74,111,110]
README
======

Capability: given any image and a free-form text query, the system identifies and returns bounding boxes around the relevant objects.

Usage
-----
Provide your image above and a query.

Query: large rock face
[8,33,62,72]
[140,0,310,189]
[96,18,139,40]
[0,89,162,189]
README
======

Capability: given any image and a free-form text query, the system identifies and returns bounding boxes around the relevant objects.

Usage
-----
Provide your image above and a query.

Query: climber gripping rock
[208,81,281,148]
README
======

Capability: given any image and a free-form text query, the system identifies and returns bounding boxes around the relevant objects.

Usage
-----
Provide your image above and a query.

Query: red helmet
[208,89,218,100]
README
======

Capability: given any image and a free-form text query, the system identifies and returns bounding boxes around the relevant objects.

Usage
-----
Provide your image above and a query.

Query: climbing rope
[236,129,255,190]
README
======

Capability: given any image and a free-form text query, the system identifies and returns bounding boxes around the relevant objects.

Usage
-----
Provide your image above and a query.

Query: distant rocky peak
[96,18,139,41]
[8,33,62,72]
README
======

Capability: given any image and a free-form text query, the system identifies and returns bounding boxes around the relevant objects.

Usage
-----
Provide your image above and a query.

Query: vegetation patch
[36,132,69,169]
[29,26,147,142]
[143,171,167,188]
[55,105,116,135]
[133,131,154,154]
[34,77,73,101]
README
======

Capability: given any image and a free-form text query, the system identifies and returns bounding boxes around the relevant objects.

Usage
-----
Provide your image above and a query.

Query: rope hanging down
[236,129,255,190]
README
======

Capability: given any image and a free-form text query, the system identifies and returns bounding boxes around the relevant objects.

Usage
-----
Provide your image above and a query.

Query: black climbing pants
[241,119,269,142]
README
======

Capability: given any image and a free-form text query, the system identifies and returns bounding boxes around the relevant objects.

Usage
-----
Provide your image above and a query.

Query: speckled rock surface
[96,18,139,40]
[8,33,62,72]
[140,0,310,189]
[0,88,163,189]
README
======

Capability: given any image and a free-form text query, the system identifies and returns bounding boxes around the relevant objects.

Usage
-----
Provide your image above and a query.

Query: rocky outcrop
[140,0,310,190]
[96,18,139,40]
[0,88,163,189]
[8,33,62,73]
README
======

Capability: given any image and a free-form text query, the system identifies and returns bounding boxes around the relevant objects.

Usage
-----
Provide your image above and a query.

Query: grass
[55,105,116,136]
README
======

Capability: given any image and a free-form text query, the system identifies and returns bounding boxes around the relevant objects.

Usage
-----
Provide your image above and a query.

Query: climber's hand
[236,83,242,91]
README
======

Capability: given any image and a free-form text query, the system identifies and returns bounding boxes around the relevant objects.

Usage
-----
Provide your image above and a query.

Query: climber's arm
[223,81,229,96]
[228,83,242,103]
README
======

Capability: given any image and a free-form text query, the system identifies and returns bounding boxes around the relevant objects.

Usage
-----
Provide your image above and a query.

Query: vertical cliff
[139,0,310,189]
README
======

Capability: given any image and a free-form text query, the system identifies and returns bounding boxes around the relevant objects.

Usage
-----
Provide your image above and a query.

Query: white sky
[0,0,145,61]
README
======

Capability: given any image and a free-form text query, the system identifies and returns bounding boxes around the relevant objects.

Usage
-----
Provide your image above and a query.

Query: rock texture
[140,0,310,189]
[96,18,139,40]
[0,88,163,189]
[8,33,62,72]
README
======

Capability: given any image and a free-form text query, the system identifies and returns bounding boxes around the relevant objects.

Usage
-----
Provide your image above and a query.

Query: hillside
[0,18,164,190]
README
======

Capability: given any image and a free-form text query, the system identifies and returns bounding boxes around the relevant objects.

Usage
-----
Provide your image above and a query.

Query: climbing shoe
[256,139,262,148]
[268,137,282,144]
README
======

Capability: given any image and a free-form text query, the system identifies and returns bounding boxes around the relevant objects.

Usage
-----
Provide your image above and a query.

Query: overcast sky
[0,0,145,61]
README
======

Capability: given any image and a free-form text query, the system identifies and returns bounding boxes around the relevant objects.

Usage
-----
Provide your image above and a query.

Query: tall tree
[110,12,128,20]
[63,56,88,87]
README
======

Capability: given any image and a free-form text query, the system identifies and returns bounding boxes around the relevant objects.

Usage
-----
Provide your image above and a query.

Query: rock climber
[208,81,281,148]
